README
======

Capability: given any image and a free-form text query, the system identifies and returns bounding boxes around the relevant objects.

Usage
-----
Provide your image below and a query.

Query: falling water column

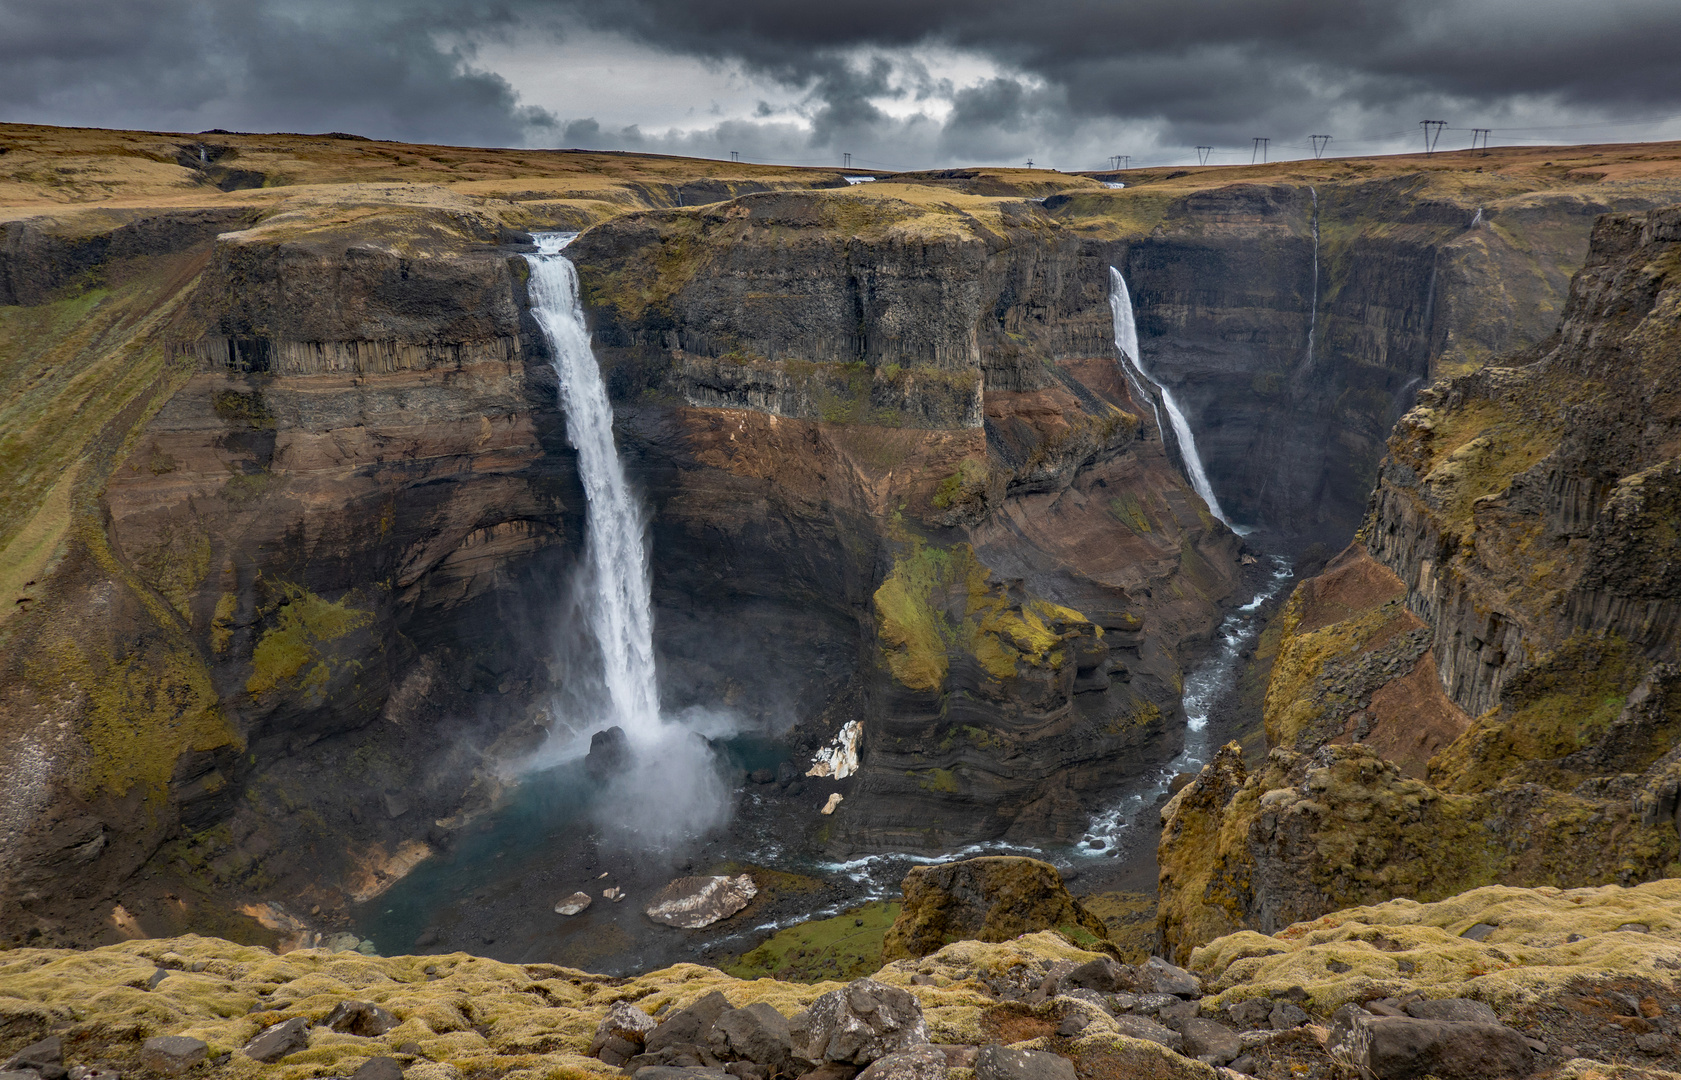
[1108,266,1239,531]
[524,233,662,742]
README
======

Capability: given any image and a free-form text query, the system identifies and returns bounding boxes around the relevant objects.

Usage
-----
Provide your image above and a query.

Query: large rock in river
[881,856,1107,961]
[645,874,758,929]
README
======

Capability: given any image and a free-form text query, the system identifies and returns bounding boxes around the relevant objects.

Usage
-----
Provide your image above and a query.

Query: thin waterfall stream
[1109,266,1239,531]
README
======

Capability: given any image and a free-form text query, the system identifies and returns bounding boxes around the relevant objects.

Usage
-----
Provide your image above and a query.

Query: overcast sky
[5,0,1681,170]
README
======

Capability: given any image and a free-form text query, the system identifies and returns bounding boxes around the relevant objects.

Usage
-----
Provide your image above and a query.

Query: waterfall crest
[1108,267,1238,531]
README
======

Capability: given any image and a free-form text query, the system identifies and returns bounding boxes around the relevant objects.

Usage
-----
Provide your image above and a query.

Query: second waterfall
[1109,266,1239,532]
[525,232,732,844]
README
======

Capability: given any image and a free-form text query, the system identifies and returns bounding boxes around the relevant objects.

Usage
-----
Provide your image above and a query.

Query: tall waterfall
[526,233,661,742]
[1108,267,1237,530]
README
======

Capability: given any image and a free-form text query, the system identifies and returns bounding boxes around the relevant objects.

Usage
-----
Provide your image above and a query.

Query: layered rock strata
[1158,205,1681,960]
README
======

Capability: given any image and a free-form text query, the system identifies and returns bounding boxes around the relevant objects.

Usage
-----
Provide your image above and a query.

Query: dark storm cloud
[0,0,553,145]
[2,0,1679,160]
[545,0,1681,149]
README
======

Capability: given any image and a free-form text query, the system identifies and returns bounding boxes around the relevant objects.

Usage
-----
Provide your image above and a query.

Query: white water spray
[527,233,661,741]
[1108,267,1237,531]
[525,234,735,844]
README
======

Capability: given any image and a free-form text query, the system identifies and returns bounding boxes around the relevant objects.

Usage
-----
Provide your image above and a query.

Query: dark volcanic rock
[854,1046,949,1080]
[243,1016,312,1063]
[139,1035,207,1076]
[325,1000,399,1036]
[1328,1006,1533,1080]
[973,1045,1076,1080]
[881,857,1108,960]
[587,726,632,780]
[708,1003,793,1067]
[801,979,928,1065]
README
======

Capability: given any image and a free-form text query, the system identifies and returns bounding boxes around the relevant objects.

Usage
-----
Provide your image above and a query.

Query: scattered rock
[145,968,170,990]
[1142,956,1201,997]
[647,991,735,1055]
[1061,958,1133,994]
[821,793,844,815]
[1268,1002,1309,1030]
[1225,1000,1273,1030]
[750,769,776,785]
[1401,998,1497,1025]
[352,1058,405,1080]
[1328,1006,1533,1080]
[555,891,593,915]
[726,1064,769,1080]
[634,1068,729,1080]
[139,1036,207,1076]
[594,999,660,1060]
[881,857,1108,961]
[325,1000,399,1037]
[1177,1017,1242,1065]
[4,1037,61,1072]
[243,1016,312,1063]
[1636,1032,1673,1054]
[709,1003,793,1067]
[974,1045,1076,1080]
[855,1046,949,1080]
[1459,922,1497,942]
[645,875,758,929]
[413,928,441,947]
[1618,923,1652,933]
[801,979,928,1064]
[1111,1014,1184,1052]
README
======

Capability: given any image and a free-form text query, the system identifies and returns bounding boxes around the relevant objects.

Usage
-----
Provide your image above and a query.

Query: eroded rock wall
[1157,205,1681,961]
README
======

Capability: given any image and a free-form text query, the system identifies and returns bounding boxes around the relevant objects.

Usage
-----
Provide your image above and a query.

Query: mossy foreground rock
[5,881,1681,1078]
[882,857,1108,961]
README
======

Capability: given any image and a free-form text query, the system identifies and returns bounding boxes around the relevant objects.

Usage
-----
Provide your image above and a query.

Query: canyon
[4,121,1681,976]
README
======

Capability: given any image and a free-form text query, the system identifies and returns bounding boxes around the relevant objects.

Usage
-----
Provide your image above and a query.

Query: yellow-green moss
[873,542,1088,691]
[1431,633,1652,792]
[247,583,376,698]
[722,902,902,983]
[1107,494,1151,533]
[29,635,240,802]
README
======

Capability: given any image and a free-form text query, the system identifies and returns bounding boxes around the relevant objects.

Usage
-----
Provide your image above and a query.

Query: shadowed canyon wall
[1157,205,1681,961]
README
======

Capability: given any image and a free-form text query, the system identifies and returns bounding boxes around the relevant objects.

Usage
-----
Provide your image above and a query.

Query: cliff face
[1156,205,1681,961]
[570,188,1244,850]
[0,204,583,944]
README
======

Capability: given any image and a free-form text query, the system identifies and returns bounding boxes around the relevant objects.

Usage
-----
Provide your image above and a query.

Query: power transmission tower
[1024,159,1034,169]
[843,152,851,168]
[1119,155,1130,170]
[1420,121,1446,154]
[1196,146,1212,166]
[1470,129,1490,156]
[730,150,740,162]
[1310,135,1331,159]
[1252,137,1270,164]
